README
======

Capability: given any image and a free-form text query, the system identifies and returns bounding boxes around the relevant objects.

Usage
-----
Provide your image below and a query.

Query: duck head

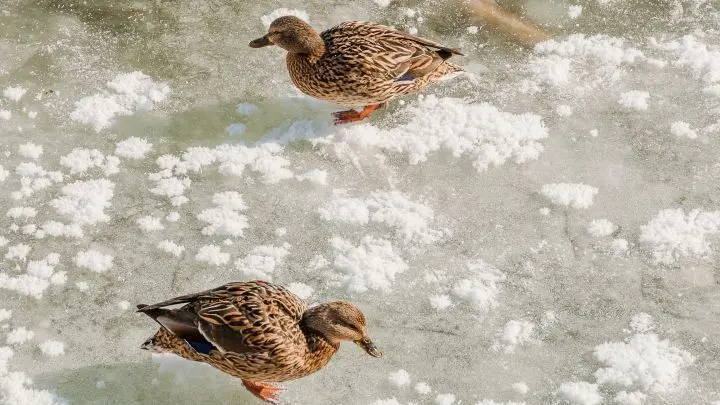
[303,301,382,358]
[249,16,325,56]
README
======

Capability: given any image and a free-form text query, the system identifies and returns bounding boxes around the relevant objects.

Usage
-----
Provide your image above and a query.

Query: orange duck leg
[242,379,284,404]
[332,103,384,125]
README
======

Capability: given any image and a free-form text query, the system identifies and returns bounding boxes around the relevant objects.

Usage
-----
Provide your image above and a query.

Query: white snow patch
[59,148,119,176]
[149,176,188,199]
[197,191,249,237]
[670,121,698,139]
[75,281,89,291]
[5,244,31,261]
[319,196,370,225]
[512,382,529,395]
[609,238,629,255]
[568,5,583,19]
[286,282,313,299]
[296,169,328,185]
[234,244,291,280]
[629,313,654,333]
[494,320,536,353]
[704,84,720,98]
[372,0,392,7]
[0,110,10,120]
[0,273,49,299]
[70,71,170,132]
[388,369,411,387]
[6,207,37,220]
[435,393,456,405]
[593,331,695,393]
[3,86,26,101]
[282,96,547,172]
[165,212,180,222]
[657,35,720,84]
[50,179,115,225]
[74,250,114,273]
[39,221,84,239]
[320,191,442,244]
[137,215,165,232]
[369,399,402,405]
[118,301,131,311]
[50,271,67,286]
[157,240,185,257]
[38,340,65,357]
[115,137,153,159]
[639,208,720,264]
[452,261,506,311]
[556,382,602,405]
[26,257,56,279]
[618,91,650,111]
[0,345,67,404]
[415,382,432,395]
[18,143,43,160]
[6,327,34,345]
[429,294,452,310]
[0,310,10,323]
[261,8,309,28]
[587,219,616,237]
[540,183,598,209]
[528,35,644,88]
[330,236,407,293]
[556,104,574,117]
[195,245,230,266]
[467,26,479,34]
[614,391,647,405]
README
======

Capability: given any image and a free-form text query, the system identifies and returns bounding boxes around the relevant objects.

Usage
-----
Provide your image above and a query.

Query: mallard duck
[137,280,381,404]
[249,16,463,124]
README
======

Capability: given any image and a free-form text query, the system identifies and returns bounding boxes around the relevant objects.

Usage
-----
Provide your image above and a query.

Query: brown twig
[464,0,551,47]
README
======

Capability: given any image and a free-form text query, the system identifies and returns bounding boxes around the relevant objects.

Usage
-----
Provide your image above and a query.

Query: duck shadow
[37,360,257,405]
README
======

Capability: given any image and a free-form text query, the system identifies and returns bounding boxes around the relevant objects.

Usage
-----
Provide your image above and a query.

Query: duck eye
[335,319,358,331]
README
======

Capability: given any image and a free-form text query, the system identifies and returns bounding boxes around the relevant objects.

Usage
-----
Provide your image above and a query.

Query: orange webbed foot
[332,103,384,125]
[242,379,284,404]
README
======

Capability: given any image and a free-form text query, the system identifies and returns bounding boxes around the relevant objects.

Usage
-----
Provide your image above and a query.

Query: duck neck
[301,304,339,346]
[293,34,326,62]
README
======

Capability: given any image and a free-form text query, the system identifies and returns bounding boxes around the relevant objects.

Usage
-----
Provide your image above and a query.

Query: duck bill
[355,338,382,358]
[249,34,273,48]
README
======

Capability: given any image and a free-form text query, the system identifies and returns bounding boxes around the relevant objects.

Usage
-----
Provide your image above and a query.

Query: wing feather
[329,21,462,83]
[138,280,307,356]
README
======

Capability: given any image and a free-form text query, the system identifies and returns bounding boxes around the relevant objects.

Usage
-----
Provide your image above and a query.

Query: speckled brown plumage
[250,16,463,123]
[137,280,380,403]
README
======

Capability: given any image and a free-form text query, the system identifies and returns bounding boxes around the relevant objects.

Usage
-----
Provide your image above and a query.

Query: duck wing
[138,280,307,355]
[327,21,463,83]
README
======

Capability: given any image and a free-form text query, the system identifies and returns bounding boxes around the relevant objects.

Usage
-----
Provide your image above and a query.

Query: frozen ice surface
[1,1,719,405]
